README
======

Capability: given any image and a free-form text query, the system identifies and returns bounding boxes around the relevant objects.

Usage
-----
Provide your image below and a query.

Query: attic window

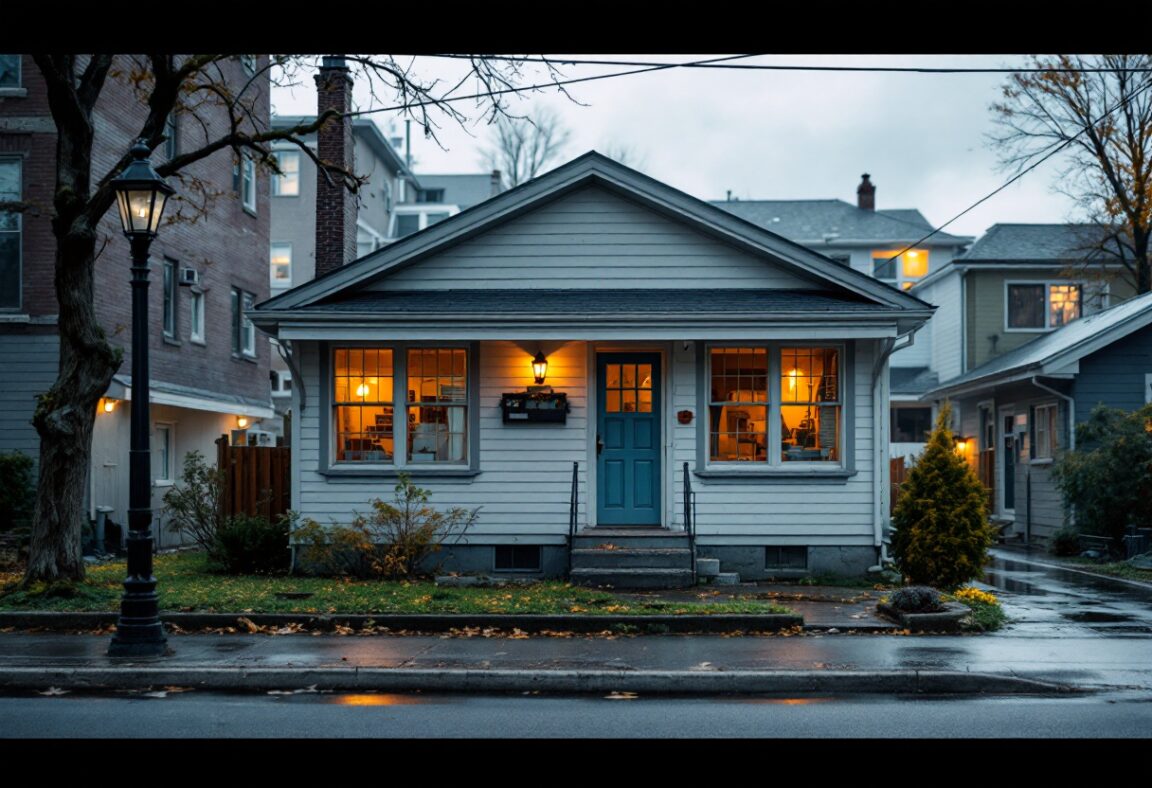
[872,249,927,290]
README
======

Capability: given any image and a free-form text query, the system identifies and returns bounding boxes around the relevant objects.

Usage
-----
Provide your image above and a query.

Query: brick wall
[314,57,357,278]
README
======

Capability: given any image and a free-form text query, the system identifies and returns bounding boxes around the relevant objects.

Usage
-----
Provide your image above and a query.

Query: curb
[0,611,805,634]
[0,667,1076,696]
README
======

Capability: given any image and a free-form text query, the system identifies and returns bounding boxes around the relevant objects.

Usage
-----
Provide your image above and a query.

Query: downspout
[871,329,918,569]
[276,339,307,415]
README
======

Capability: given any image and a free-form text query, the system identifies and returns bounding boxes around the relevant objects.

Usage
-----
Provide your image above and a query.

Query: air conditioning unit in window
[231,429,276,447]
[179,267,200,287]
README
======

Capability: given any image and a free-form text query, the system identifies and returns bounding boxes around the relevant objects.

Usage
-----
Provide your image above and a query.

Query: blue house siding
[1073,323,1152,423]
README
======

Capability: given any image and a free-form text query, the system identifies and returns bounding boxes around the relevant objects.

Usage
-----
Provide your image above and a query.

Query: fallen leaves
[38,687,69,696]
[604,691,638,700]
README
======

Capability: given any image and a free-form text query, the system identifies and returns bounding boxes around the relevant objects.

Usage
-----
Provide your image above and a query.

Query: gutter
[276,339,307,415]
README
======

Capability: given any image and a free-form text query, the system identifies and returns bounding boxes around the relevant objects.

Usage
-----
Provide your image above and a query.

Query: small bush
[952,587,1007,632]
[1051,527,1082,557]
[1053,403,1152,552]
[162,450,227,554]
[890,402,996,590]
[0,452,35,532]
[292,473,478,580]
[887,585,943,613]
[212,513,291,574]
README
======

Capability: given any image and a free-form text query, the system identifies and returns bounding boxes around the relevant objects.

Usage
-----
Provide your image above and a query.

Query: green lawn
[0,552,791,616]
[1059,557,1152,584]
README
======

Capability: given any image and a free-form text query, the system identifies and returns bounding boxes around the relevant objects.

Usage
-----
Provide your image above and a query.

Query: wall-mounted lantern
[237,416,250,429]
[954,435,970,453]
[100,398,118,414]
[532,351,548,385]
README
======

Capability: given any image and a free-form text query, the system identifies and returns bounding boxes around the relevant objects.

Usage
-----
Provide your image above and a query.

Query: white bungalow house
[252,153,933,586]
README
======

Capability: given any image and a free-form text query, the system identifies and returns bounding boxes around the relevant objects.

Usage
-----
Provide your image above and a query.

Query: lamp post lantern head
[532,351,548,385]
[113,140,175,239]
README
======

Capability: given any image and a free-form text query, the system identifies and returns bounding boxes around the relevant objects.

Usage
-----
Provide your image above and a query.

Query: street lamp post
[108,140,175,658]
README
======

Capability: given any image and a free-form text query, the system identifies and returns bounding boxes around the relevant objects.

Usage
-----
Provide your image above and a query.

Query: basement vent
[494,545,542,573]
[765,546,808,570]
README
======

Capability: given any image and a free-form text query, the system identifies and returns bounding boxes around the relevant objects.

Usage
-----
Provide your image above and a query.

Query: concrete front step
[570,567,696,590]
[572,533,691,551]
[570,548,694,570]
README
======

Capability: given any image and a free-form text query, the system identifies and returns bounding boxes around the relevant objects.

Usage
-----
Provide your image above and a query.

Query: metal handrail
[567,461,579,576]
[683,462,697,583]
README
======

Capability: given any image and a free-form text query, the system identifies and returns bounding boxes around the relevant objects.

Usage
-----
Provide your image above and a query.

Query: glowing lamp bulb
[237,416,249,429]
[356,383,370,398]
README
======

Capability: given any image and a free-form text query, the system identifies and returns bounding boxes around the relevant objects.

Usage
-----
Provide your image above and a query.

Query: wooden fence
[890,457,907,516]
[216,435,291,521]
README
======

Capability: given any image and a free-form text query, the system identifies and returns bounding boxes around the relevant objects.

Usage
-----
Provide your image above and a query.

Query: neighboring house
[0,55,273,546]
[390,171,504,239]
[914,223,1136,384]
[268,114,418,427]
[714,175,972,458]
[267,108,505,433]
[253,152,934,584]
[925,291,1152,542]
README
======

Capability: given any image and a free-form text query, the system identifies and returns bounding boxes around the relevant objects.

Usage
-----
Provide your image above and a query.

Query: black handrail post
[568,461,579,577]
[683,462,697,584]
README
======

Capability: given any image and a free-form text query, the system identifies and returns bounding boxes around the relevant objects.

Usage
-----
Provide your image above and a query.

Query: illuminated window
[407,348,467,464]
[272,151,299,197]
[872,249,928,291]
[270,242,292,286]
[606,361,656,415]
[333,349,395,463]
[1007,282,1081,330]
[708,346,841,465]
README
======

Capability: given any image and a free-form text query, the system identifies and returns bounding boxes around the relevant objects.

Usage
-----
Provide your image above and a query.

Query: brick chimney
[490,169,503,196]
[857,173,875,211]
[314,55,357,278]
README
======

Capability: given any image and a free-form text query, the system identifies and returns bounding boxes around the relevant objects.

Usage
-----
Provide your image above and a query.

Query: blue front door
[597,353,661,526]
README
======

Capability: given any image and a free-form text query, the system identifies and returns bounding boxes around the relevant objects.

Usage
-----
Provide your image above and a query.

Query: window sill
[1030,458,1055,466]
[0,88,28,98]
[233,352,258,363]
[190,337,206,347]
[319,466,481,480]
[242,205,258,218]
[152,480,175,488]
[694,467,857,484]
[162,335,181,348]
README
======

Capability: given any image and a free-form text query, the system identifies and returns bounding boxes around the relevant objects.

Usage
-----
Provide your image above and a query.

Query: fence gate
[216,435,291,520]
[889,457,908,516]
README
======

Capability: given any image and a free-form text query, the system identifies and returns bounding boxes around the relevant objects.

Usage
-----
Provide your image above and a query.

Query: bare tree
[601,143,647,171]
[990,55,1152,292]
[19,54,565,584]
[482,107,571,187]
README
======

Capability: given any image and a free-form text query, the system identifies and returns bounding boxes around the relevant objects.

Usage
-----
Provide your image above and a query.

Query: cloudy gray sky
[272,54,1078,239]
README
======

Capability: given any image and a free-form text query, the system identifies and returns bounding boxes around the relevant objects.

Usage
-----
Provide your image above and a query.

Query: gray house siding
[375,185,816,291]
[1073,323,1152,424]
[0,332,57,460]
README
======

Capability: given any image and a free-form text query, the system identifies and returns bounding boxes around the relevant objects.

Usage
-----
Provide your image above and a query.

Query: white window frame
[241,153,257,214]
[704,343,844,469]
[189,289,205,344]
[232,288,256,358]
[153,422,176,485]
[1033,402,1059,461]
[161,258,178,339]
[270,242,292,287]
[328,344,475,470]
[1005,280,1084,332]
[272,150,300,197]
[0,157,21,311]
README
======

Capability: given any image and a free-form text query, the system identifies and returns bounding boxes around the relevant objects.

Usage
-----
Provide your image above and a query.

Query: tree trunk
[23,223,121,584]
[1134,227,1151,295]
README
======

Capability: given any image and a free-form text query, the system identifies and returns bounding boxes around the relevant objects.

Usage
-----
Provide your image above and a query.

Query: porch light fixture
[236,416,250,429]
[101,398,117,414]
[108,139,175,658]
[954,436,970,453]
[532,351,548,385]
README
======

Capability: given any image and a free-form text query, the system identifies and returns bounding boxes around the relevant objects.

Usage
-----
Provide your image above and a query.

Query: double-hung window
[708,345,842,466]
[871,249,928,291]
[231,288,256,358]
[272,151,299,197]
[0,158,19,310]
[161,258,178,339]
[240,153,257,214]
[270,243,292,287]
[1033,403,1059,460]
[332,346,469,467]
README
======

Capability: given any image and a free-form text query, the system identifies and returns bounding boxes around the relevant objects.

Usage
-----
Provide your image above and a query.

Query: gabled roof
[257,151,934,320]
[712,199,970,247]
[958,223,1115,263]
[929,290,1152,397]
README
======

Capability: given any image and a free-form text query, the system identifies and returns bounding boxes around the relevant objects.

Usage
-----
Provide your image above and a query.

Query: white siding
[925,270,963,381]
[374,185,816,291]
[296,340,589,543]
[296,338,880,547]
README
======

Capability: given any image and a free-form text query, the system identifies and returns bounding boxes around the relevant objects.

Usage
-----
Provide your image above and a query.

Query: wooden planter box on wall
[500,392,570,424]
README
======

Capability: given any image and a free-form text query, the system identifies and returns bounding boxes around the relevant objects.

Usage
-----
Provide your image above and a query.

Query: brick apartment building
[0,54,273,546]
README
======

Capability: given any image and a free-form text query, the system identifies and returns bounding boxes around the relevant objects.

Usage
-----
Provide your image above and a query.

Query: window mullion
[768,344,781,467]
[396,347,408,469]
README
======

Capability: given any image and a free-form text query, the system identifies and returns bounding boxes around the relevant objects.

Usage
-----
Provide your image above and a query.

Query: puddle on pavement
[1062,611,1133,623]
[983,571,1049,595]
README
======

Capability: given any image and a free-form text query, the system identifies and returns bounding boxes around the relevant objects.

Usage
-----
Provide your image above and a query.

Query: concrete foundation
[697,545,878,581]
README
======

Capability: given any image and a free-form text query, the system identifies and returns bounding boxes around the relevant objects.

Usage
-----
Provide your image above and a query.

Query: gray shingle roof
[959,223,1115,262]
[890,366,940,395]
[931,289,1152,393]
[304,289,887,315]
[712,199,968,246]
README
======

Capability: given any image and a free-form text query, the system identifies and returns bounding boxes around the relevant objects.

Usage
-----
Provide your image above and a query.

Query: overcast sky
[272,54,1079,239]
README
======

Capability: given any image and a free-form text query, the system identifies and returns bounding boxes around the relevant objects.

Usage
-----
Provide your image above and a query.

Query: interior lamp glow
[532,352,548,385]
[788,368,798,391]
[236,416,249,429]
[356,383,370,398]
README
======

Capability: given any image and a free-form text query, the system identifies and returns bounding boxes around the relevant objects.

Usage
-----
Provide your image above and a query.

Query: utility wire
[426,54,1152,75]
